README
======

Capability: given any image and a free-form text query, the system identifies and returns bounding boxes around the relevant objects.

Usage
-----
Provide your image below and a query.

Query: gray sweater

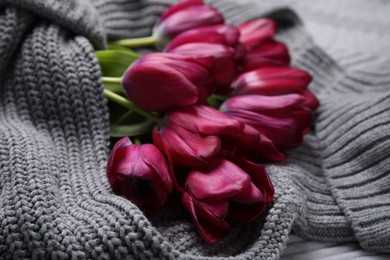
[1,0,389,259]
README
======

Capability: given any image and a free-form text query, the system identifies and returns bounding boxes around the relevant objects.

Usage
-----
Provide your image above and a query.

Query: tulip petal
[257,134,287,161]
[157,6,224,39]
[246,39,290,64]
[182,192,230,243]
[187,159,251,201]
[302,90,320,111]
[241,57,287,72]
[235,158,274,204]
[167,105,243,135]
[170,42,237,89]
[231,182,264,204]
[140,144,173,195]
[159,122,221,166]
[153,128,184,191]
[160,0,204,21]
[238,18,277,49]
[232,68,311,96]
[165,24,239,51]
[221,94,305,112]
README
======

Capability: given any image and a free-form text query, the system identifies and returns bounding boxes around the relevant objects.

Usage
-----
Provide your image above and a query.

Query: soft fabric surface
[0,0,389,259]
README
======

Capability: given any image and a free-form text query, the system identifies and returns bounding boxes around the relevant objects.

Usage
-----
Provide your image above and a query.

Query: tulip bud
[164,24,240,51]
[122,52,215,112]
[169,43,237,94]
[153,105,243,168]
[106,137,173,213]
[153,0,224,48]
[221,123,287,161]
[240,39,290,71]
[238,18,277,49]
[183,158,273,243]
[237,18,291,71]
[230,67,318,113]
[232,67,312,96]
[220,94,312,151]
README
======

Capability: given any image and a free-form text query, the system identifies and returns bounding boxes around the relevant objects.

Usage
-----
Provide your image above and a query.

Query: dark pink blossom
[106,137,173,213]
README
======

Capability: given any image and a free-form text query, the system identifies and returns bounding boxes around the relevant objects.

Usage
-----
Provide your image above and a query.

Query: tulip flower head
[169,42,237,94]
[231,67,319,110]
[153,0,224,48]
[164,24,240,51]
[238,18,277,50]
[182,158,273,243]
[221,94,312,151]
[122,52,215,112]
[240,39,290,71]
[106,137,173,213]
[237,18,291,71]
[153,105,243,188]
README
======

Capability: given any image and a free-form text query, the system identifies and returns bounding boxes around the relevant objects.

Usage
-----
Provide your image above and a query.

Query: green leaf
[106,43,138,55]
[107,102,156,137]
[96,50,140,77]
[109,120,155,137]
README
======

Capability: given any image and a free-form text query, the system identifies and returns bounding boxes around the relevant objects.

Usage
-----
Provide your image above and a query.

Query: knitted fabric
[0,0,389,259]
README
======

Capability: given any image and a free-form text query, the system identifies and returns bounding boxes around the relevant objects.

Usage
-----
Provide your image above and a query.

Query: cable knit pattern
[1,0,390,259]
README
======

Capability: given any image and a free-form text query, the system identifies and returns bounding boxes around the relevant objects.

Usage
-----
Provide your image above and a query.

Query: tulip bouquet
[98,0,319,244]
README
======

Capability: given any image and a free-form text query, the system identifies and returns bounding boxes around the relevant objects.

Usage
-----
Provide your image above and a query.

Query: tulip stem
[112,36,157,48]
[102,77,122,84]
[103,89,163,124]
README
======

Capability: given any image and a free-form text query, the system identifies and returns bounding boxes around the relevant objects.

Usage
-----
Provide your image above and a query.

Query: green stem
[102,77,122,85]
[104,89,163,124]
[115,110,135,125]
[112,36,157,48]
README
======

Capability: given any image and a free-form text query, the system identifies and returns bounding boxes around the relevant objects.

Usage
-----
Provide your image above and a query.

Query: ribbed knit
[1,0,390,259]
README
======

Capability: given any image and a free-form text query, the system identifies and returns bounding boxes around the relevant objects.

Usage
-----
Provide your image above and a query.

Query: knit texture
[1,0,390,259]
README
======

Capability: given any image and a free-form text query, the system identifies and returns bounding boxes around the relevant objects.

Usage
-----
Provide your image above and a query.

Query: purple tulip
[153,105,243,188]
[220,94,312,151]
[182,158,273,243]
[153,0,224,45]
[169,43,237,94]
[237,18,291,71]
[238,18,277,50]
[106,137,173,213]
[164,24,240,51]
[122,52,215,112]
[231,67,319,110]
[221,123,287,161]
[240,39,290,71]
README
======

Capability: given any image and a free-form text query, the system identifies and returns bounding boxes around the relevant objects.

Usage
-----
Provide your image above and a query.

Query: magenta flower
[222,123,287,161]
[231,67,319,110]
[238,18,277,49]
[122,52,215,112]
[182,158,274,243]
[153,0,224,45]
[164,24,240,51]
[240,39,290,71]
[220,94,312,151]
[153,105,243,188]
[237,18,291,71]
[106,137,173,213]
[169,42,237,94]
